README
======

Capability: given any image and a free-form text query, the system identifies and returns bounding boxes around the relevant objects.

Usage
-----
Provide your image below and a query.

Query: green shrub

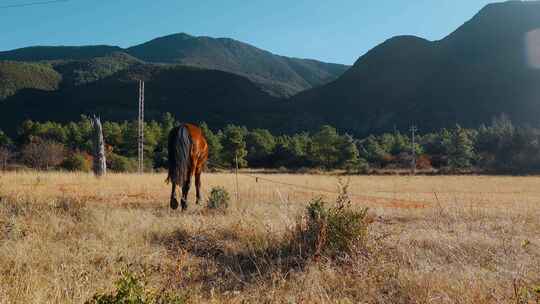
[62,152,91,172]
[207,186,230,211]
[293,183,369,258]
[108,154,137,172]
[86,271,186,304]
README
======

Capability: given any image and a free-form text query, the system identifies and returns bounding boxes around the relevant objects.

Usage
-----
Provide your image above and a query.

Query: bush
[86,271,186,304]
[62,152,91,172]
[346,157,370,174]
[207,186,230,211]
[0,147,13,170]
[292,183,369,259]
[108,153,137,172]
[21,140,66,170]
[416,154,432,170]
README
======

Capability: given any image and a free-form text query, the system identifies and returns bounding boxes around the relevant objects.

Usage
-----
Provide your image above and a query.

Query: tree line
[0,114,539,174]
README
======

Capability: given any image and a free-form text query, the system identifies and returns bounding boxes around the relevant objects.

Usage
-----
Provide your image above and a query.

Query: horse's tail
[167,125,193,186]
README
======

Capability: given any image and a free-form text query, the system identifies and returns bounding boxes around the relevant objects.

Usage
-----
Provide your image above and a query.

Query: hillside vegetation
[0,61,61,100]
[0,33,348,98]
[289,1,540,134]
[0,64,279,135]
[2,113,538,175]
[3,1,540,138]
[126,33,348,97]
[0,45,123,61]
[53,52,142,87]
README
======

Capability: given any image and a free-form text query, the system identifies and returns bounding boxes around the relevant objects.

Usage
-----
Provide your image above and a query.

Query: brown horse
[167,123,208,210]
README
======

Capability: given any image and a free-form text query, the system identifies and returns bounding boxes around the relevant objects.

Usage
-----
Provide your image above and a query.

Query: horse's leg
[181,175,191,211]
[170,183,179,210]
[195,165,203,205]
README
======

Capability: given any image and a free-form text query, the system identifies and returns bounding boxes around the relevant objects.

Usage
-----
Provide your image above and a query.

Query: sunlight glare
[526,28,540,68]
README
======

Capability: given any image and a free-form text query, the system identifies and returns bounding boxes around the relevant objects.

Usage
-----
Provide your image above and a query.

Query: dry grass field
[1,171,540,303]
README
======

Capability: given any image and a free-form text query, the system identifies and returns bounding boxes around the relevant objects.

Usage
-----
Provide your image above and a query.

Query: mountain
[0,34,349,97]
[0,45,123,61]
[0,52,142,98]
[0,63,281,135]
[125,33,349,97]
[289,1,540,135]
[3,1,540,137]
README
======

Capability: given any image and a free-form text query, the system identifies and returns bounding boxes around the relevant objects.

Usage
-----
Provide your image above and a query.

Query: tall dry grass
[1,171,540,303]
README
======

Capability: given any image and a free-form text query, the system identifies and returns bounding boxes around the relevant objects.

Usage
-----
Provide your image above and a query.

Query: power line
[207,160,540,196]
[0,0,69,9]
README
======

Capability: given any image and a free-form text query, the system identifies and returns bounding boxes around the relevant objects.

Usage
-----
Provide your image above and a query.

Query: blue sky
[0,0,494,64]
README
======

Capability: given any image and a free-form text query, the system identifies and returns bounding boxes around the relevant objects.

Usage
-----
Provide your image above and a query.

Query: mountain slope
[0,61,62,100]
[289,1,540,136]
[3,1,540,136]
[0,64,280,135]
[53,52,142,87]
[126,33,349,97]
[0,45,123,61]
[0,34,348,98]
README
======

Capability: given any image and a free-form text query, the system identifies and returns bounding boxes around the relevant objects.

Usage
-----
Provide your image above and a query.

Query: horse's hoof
[181,199,188,211]
[170,198,179,210]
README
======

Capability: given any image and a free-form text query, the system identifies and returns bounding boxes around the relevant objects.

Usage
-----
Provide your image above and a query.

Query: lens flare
[526,28,540,68]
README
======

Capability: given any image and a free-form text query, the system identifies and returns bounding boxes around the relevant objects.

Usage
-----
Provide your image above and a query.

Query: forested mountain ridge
[0,62,282,135]
[0,33,349,98]
[3,1,540,138]
[289,1,540,135]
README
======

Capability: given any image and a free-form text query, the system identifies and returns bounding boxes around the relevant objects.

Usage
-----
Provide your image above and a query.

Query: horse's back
[184,123,208,163]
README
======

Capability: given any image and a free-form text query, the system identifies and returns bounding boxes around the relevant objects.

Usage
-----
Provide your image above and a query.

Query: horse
[167,123,209,210]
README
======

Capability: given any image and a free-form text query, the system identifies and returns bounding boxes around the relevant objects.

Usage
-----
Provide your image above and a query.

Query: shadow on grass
[149,227,308,292]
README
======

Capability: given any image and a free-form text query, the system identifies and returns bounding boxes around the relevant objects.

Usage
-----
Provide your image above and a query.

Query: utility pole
[234,152,240,202]
[410,125,418,174]
[138,80,145,174]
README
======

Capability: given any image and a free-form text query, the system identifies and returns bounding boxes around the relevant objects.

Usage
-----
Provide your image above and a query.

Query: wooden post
[92,115,107,177]
[410,125,418,175]
[235,152,240,202]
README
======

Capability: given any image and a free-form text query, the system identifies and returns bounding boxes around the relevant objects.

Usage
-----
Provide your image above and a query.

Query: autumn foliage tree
[22,140,66,170]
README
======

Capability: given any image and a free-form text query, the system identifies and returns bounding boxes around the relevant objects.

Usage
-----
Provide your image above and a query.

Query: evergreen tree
[271,134,311,168]
[476,115,515,170]
[447,125,476,169]
[161,112,176,135]
[308,125,341,169]
[221,124,248,168]
[0,130,12,147]
[17,120,38,145]
[200,122,223,167]
[152,113,178,169]
[246,129,276,167]
[338,134,361,170]
[361,135,390,166]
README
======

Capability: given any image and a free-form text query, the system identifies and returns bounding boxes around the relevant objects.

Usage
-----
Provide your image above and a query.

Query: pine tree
[338,134,361,170]
[246,129,276,167]
[0,130,12,147]
[200,122,223,167]
[448,125,475,169]
[309,125,341,169]
[221,125,248,168]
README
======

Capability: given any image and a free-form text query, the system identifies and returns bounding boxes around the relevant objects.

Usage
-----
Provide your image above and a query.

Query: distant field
[1,172,540,303]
